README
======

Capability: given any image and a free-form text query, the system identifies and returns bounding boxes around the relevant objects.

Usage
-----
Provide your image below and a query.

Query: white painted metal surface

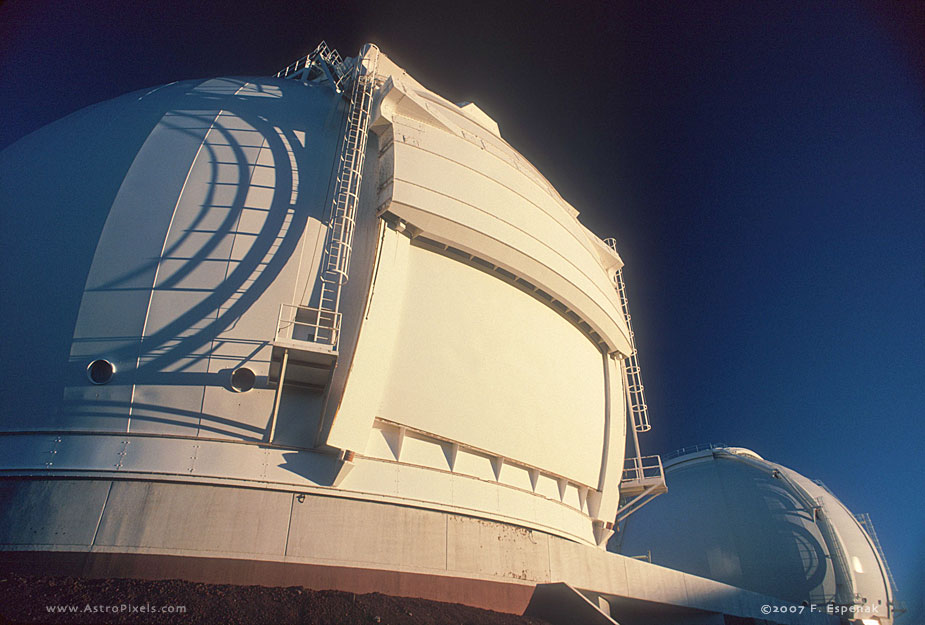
[0,41,875,625]
[615,446,896,623]
[0,477,840,624]
[0,42,648,553]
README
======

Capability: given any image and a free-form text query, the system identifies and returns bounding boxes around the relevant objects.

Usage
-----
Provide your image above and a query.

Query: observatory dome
[0,75,347,435]
[0,43,657,610]
[612,445,897,623]
[6,41,887,624]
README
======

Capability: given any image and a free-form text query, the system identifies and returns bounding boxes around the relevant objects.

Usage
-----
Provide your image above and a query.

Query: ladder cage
[271,43,380,352]
[614,269,650,433]
[314,45,379,347]
[603,238,650,433]
[275,304,341,347]
[604,237,666,527]
[276,40,349,88]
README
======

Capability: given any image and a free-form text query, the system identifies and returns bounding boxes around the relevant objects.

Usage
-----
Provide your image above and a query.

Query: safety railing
[603,238,650,433]
[275,304,341,348]
[616,454,667,523]
[614,269,649,432]
[271,44,378,351]
[602,236,666,526]
[621,455,665,483]
[314,44,379,347]
[665,442,728,460]
[276,40,346,83]
[855,513,900,595]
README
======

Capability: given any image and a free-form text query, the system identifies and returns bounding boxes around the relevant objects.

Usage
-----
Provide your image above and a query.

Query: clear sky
[2,0,922,616]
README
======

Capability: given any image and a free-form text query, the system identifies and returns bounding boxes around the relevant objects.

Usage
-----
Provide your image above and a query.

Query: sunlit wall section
[0,46,637,555]
[379,243,607,486]
[376,84,632,358]
[326,52,630,536]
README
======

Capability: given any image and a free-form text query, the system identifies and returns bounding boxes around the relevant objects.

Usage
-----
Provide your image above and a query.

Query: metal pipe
[268,350,289,443]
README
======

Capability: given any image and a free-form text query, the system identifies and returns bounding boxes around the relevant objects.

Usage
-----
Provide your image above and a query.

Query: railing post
[275,304,285,342]
[268,349,288,443]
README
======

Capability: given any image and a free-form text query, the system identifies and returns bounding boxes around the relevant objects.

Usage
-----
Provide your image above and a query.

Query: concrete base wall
[0,477,840,625]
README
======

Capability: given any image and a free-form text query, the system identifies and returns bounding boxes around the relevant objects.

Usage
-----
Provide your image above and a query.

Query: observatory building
[0,39,662,612]
[614,445,900,624]
[0,42,880,624]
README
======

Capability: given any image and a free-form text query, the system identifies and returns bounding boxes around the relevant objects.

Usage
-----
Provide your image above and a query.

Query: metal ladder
[315,45,379,347]
[265,45,380,442]
[602,238,665,533]
[603,238,650,433]
[614,270,650,433]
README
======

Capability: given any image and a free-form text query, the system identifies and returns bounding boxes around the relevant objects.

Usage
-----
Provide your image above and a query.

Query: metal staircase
[603,238,666,526]
[266,45,380,439]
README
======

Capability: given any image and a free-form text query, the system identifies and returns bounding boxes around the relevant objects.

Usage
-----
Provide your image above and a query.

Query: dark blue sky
[2,0,922,612]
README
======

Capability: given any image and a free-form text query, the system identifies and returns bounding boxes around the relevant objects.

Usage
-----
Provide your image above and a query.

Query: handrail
[604,236,667,527]
[665,442,728,460]
[275,304,341,347]
[314,44,379,348]
[272,44,379,353]
[275,40,347,85]
[614,269,650,433]
[604,237,650,434]
[854,512,900,594]
[621,455,665,482]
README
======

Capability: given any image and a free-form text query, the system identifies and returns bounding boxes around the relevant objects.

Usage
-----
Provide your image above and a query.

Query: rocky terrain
[0,575,551,625]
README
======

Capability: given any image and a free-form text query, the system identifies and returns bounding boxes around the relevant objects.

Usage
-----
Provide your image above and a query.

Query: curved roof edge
[663,443,764,469]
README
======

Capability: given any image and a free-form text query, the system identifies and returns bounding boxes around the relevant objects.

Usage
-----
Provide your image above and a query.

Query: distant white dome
[613,446,895,620]
[723,446,764,461]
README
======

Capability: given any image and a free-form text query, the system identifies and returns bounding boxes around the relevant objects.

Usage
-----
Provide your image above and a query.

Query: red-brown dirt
[0,575,551,625]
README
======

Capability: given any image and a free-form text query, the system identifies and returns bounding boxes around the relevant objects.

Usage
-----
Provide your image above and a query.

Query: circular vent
[230,367,257,392]
[87,359,115,385]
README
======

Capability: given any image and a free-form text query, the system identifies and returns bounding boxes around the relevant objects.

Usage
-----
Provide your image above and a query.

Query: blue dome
[0,76,345,434]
